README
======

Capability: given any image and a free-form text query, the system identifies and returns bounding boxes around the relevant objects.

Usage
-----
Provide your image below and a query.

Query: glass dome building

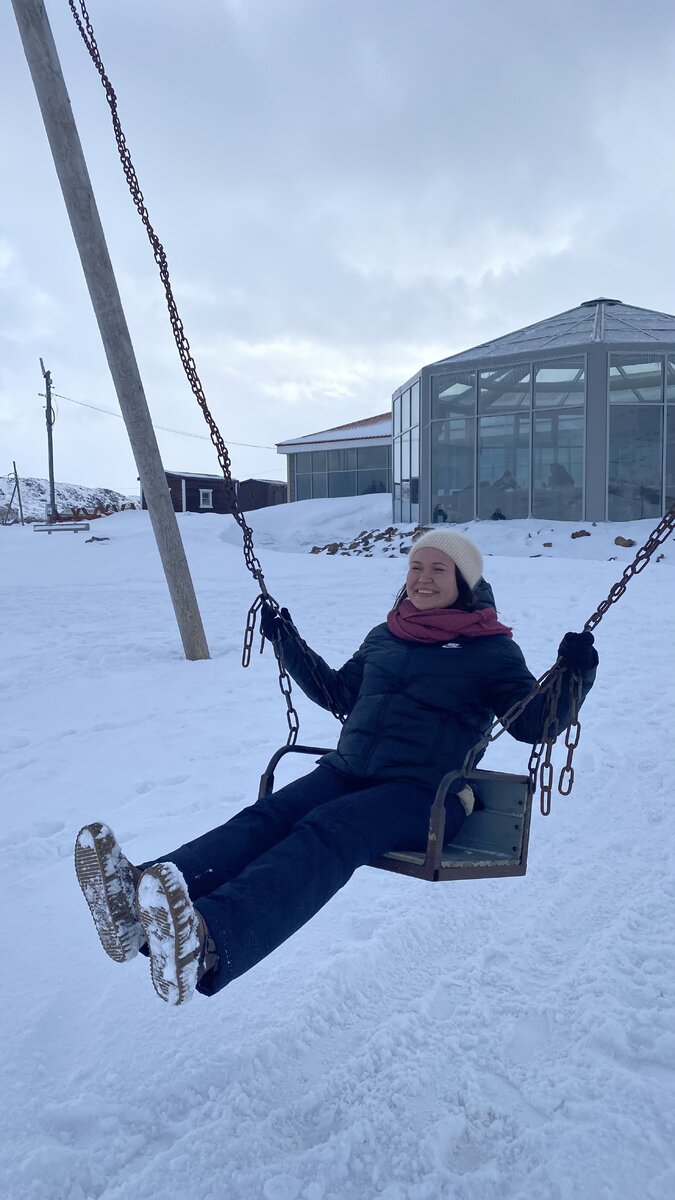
[392,298,675,524]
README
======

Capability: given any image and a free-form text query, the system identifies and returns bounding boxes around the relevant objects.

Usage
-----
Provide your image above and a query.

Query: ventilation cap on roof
[580,297,622,307]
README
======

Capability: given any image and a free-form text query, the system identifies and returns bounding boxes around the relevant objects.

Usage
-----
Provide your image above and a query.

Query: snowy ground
[1,495,674,1200]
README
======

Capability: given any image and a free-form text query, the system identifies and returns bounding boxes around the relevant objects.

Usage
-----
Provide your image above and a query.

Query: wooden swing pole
[10,0,210,661]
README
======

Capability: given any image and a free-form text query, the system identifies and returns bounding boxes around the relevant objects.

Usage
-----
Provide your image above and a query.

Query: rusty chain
[67,0,350,744]
[68,2,675,795]
[464,505,675,813]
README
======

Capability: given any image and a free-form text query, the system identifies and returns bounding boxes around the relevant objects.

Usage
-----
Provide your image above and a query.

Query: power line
[43,390,278,451]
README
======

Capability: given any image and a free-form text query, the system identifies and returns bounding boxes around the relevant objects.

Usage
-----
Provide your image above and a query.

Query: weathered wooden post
[10,0,210,661]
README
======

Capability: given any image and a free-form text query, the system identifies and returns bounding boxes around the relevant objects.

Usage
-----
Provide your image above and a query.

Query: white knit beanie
[410,530,483,589]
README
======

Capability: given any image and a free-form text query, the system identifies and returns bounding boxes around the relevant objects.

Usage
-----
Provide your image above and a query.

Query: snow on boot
[136,863,204,1006]
[74,822,143,963]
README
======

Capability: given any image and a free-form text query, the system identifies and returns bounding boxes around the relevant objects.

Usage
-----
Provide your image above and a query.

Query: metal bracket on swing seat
[258,747,533,884]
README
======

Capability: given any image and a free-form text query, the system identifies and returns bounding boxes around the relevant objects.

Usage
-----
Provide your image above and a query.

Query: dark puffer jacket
[276,581,596,790]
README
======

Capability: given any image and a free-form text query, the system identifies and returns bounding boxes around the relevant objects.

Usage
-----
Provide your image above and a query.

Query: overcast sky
[3,0,675,495]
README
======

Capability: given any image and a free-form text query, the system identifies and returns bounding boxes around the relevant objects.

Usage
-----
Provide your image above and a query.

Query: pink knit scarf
[387,598,513,643]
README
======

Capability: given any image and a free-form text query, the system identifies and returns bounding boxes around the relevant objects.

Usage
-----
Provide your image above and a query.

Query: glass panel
[410,426,419,507]
[431,417,475,523]
[328,471,357,497]
[312,450,328,471]
[534,359,585,408]
[393,396,401,437]
[432,372,475,419]
[401,432,411,483]
[608,406,663,519]
[357,468,389,494]
[312,472,328,499]
[393,481,401,521]
[401,431,411,522]
[609,356,663,404]
[393,437,402,485]
[479,365,531,413]
[667,360,675,404]
[327,448,357,471]
[400,484,411,524]
[477,413,530,519]
[295,452,312,472]
[411,380,420,428]
[410,502,420,523]
[295,473,311,501]
[357,445,388,469]
[666,405,675,512]
[401,388,411,432]
[532,411,584,520]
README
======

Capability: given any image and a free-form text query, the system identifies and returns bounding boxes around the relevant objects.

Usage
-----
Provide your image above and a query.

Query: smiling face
[406,546,459,610]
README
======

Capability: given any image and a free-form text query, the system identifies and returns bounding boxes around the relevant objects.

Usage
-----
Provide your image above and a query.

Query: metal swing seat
[259,744,532,883]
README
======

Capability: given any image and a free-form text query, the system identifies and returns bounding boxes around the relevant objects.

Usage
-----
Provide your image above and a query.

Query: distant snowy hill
[0,474,137,520]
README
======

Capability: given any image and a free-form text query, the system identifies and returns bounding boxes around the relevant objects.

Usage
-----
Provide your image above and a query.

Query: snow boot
[136,863,216,1006]
[74,822,144,963]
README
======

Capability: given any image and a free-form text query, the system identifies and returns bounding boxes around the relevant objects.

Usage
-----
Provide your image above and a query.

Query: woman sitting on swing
[76,530,598,1006]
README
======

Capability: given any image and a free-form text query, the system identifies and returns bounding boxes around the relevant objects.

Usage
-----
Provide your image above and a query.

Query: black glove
[260,603,294,642]
[557,631,598,673]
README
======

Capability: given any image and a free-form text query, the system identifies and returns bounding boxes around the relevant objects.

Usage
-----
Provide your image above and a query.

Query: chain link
[67,0,344,744]
[463,504,675,814]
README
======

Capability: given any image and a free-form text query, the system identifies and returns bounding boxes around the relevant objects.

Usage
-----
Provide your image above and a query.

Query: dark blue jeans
[146,765,465,995]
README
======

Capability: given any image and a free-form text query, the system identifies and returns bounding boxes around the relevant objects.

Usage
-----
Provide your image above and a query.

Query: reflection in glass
[411,426,419,508]
[328,471,357,497]
[411,380,420,429]
[295,474,311,501]
[609,356,663,404]
[393,481,401,520]
[431,417,475,523]
[312,472,328,499]
[532,411,583,520]
[357,469,389,495]
[479,365,531,413]
[608,406,663,519]
[393,437,402,485]
[477,413,529,519]
[402,389,411,432]
[312,450,328,471]
[432,372,475,419]
[667,360,675,404]
[666,405,675,512]
[401,432,411,521]
[393,396,401,437]
[534,359,585,408]
[295,452,312,471]
[357,445,389,470]
[400,481,411,523]
[401,432,411,484]
[328,448,357,471]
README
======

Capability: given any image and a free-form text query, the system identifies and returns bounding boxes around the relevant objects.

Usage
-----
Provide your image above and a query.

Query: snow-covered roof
[165,470,236,482]
[277,413,391,450]
[432,298,675,368]
[239,478,287,486]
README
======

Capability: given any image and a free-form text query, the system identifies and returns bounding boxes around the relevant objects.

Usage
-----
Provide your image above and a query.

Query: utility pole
[11,0,209,660]
[12,462,25,525]
[39,358,58,521]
